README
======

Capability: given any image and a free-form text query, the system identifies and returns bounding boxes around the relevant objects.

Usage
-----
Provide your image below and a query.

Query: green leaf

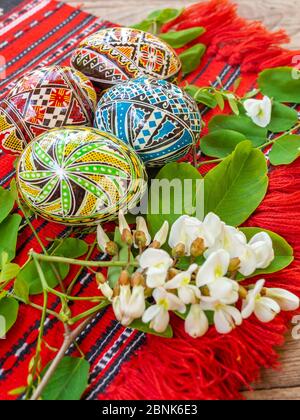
[204,141,269,226]
[0,297,19,336]
[53,238,89,259]
[214,91,225,111]
[267,102,298,133]
[0,214,22,269]
[239,228,294,277]
[147,162,203,237]
[0,187,16,223]
[147,8,183,23]
[184,85,217,108]
[179,44,206,75]
[41,357,90,401]
[0,261,20,283]
[129,318,173,338]
[16,259,69,295]
[258,67,300,103]
[174,306,214,325]
[160,27,205,48]
[132,20,154,32]
[269,135,300,166]
[14,276,29,303]
[16,238,88,295]
[108,228,135,288]
[209,115,268,147]
[201,129,247,158]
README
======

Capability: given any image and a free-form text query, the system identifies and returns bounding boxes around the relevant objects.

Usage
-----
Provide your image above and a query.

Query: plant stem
[198,157,223,168]
[66,240,97,295]
[26,256,49,399]
[11,295,63,320]
[30,316,93,401]
[68,300,110,325]
[18,199,66,293]
[31,252,139,269]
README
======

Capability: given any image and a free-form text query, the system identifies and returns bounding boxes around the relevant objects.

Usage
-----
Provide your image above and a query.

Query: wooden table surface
[66,0,300,400]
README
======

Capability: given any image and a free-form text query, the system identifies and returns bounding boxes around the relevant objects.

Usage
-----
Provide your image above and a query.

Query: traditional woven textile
[0,0,300,400]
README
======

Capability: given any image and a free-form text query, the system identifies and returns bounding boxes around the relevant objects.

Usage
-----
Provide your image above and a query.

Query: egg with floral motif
[95,77,202,167]
[0,66,97,154]
[71,27,181,90]
[16,127,147,225]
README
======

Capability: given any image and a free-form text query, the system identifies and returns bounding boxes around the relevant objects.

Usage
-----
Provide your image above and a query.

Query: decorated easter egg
[71,27,181,90]
[95,77,202,167]
[0,66,97,154]
[17,127,147,225]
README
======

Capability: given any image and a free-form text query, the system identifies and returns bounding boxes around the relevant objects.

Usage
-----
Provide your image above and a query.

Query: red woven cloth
[0,0,300,400]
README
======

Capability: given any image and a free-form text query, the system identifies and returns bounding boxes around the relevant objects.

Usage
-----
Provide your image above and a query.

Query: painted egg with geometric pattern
[71,27,181,91]
[16,127,147,226]
[95,77,202,167]
[0,66,97,154]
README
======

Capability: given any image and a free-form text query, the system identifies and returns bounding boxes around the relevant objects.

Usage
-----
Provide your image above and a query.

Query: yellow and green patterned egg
[16,127,147,225]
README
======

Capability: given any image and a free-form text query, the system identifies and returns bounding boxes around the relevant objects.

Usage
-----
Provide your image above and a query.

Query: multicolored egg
[71,27,181,90]
[16,127,147,225]
[0,66,97,154]
[95,77,202,167]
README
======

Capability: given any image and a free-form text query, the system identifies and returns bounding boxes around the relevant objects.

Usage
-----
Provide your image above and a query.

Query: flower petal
[266,288,300,312]
[150,309,170,333]
[185,304,209,338]
[196,250,230,287]
[142,304,161,323]
[254,297,280,323]
[139,248,173,269]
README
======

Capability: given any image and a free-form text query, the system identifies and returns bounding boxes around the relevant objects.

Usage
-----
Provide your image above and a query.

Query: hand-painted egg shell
[17,127,147,226]
[95,77,202,167]
[71,27,181,90]
[0,66,97,154]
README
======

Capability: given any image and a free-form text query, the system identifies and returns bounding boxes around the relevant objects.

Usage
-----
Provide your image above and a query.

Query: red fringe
[103,0,300,400]
[162,0,299,72]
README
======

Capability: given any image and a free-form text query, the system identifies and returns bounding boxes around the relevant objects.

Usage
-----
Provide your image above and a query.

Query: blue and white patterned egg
[95,77,202,167]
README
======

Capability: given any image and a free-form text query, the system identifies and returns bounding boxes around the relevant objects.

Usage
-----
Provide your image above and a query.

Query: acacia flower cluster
[97,213,299,338]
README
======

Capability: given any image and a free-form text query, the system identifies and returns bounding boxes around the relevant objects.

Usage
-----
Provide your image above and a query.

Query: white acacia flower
[142,287,186,333]
[241,279,280,323]
[118,210,130,235]
[139,248,173,288]
[169,213,222,255]
[165,264,200,304]
[205,224,246,259]
[126,285,146,319]
[200,301,242,334]
[249,232,275,269]
[153,221,169,247]
[244,96,272,128]
[134,216,151,248]
[98,282,113,301]
[185,304,209,338]
[265,288,299,312]
[196,250,239,304]
[97,224,110,253]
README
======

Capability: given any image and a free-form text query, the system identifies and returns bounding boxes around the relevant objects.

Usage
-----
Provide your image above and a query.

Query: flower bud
[228,257,241,273]
[190,238,205,258]
[119,211,133,246]
[131,271,146,287]
[134,231,147,249]
[113,284,120,297]
[151,221,169,249]
[172,243,186,258]
[106,241,119,257]
[238,285,248,299]
[119,270,130,286]
[96,272,106,285]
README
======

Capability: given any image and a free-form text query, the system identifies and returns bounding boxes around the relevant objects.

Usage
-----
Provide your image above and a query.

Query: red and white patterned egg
[71,27,182,91]
[0,65,97,154]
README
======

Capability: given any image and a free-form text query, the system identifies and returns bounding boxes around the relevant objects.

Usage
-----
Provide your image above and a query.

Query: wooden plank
[64,0,300,400]
[65,0,300,48]
[244,386,300,400]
